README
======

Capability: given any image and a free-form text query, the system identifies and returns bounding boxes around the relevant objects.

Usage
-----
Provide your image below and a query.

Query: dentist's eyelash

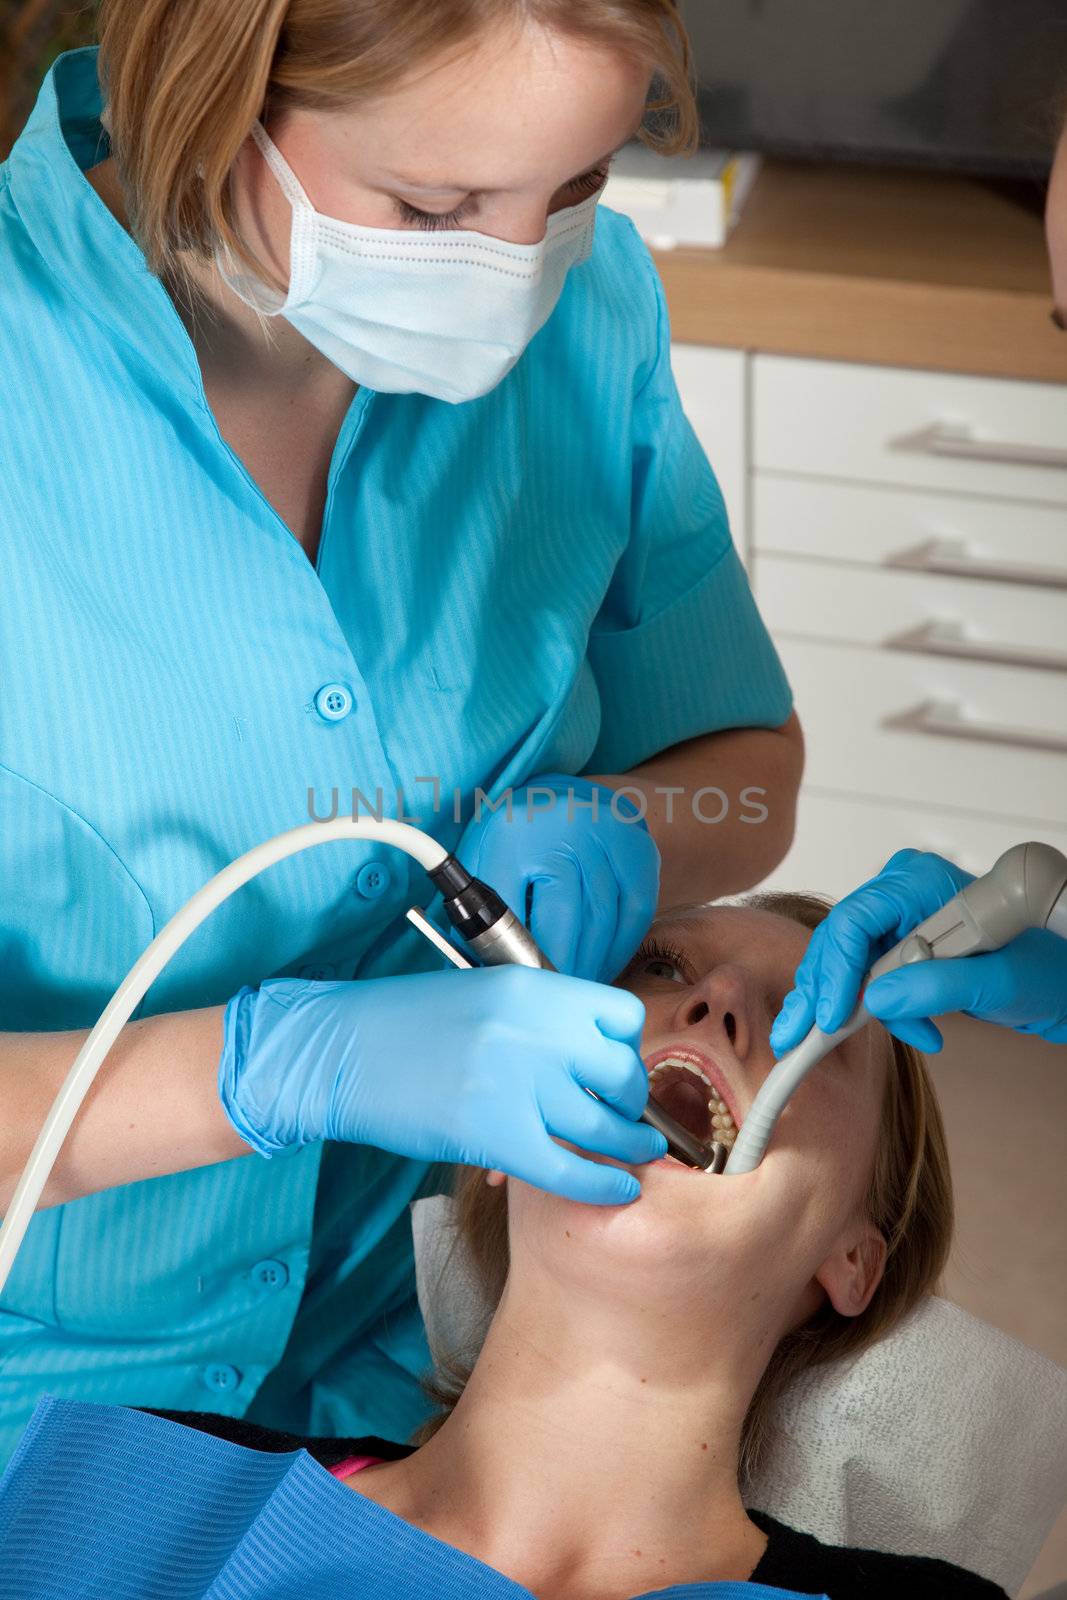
[394,197,470,231]
[395,162,612,232]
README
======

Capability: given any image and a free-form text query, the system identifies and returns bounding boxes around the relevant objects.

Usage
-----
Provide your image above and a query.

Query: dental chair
[411,1195,1067,1600]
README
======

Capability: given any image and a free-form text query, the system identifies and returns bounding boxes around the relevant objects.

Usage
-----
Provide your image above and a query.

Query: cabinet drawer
[761,788,1067,904]
[752,474,1067,582]
[670,343,748,558]
[777,636,1067,826]
[755,554,1067,669]
[754,356,1067,504]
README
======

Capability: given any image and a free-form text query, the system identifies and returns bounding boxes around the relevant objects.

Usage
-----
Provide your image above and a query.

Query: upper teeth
[647,1057,737,1144]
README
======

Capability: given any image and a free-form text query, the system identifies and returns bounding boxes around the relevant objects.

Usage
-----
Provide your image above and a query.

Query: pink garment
[328,1454,384,1480]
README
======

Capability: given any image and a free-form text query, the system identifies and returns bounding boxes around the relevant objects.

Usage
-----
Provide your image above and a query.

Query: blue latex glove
[218,964,667,1204]
[770,848,1067,1055]
[453,772,661,983]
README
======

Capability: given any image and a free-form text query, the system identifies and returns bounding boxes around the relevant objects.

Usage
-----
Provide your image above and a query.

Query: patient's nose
[673,964,751,1058]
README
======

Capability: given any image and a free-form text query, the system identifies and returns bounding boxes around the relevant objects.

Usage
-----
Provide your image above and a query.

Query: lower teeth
[711,1116,736,1151]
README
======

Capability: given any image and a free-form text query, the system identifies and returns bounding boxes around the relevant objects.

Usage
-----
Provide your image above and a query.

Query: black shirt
[145,1408,1009,1599]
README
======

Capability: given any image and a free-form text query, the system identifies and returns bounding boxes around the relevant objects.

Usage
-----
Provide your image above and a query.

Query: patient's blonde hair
[96,0,698,292]
[409,890,955,1490]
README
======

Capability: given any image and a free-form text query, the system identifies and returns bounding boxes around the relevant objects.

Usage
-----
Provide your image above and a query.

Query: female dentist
[772,112,1067,1060]
[0,2,801,1466]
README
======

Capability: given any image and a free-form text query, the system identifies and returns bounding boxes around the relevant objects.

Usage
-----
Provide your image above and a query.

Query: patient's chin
[507,1135,838,1303]
[510,1144,776,1284]
[511,1188,764,1312]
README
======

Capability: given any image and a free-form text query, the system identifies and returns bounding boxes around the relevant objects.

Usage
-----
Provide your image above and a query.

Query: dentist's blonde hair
[410,891,954,1490]
[95,0,698,292]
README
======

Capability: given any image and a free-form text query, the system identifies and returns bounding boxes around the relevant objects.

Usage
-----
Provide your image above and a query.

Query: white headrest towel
[411,1193,1067,1597]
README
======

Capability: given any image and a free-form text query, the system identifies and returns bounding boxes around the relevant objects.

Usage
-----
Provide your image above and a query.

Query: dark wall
[0,1,99,157]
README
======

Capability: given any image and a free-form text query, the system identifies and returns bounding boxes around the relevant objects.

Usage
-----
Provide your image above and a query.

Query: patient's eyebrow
[653,910,708,934]
[649,910,717,955]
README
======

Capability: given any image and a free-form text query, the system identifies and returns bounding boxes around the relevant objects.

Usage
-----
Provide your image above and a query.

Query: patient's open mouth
[644,1047,739,1152]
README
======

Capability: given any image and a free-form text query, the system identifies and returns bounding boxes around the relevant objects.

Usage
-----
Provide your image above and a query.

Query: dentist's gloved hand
[770,848,1067,1055]
[218,964,667,1204]
[453,772,661,983]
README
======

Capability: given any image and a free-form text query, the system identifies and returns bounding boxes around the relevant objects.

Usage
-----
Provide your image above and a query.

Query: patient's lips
[643,1045,740,1151]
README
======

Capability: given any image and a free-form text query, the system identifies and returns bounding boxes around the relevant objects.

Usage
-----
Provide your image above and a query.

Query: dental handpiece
[414,859,726,1173]
[723,840,1067,1176]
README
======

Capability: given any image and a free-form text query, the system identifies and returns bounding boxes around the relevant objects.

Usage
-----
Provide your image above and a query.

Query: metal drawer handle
[886,537,1067,591]
[886,620,1067,674]
[883,697,1067,756]
[895,421,1067,470]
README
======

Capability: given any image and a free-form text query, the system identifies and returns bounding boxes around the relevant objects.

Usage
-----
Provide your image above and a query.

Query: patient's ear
[485,1169,507,1188]
[814,1220,887,1317]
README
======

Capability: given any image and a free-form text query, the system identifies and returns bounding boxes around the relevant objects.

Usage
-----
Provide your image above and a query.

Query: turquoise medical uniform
[0,50,793,1466]
[0,1398,824,1599]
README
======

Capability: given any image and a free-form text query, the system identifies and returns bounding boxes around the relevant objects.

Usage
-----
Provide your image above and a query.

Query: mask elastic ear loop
[543,189,600,251]
[249,120,313,213]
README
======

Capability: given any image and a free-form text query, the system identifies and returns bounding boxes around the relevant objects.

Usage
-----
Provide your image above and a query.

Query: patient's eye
[643,958,685,982]
[626,936,693,985]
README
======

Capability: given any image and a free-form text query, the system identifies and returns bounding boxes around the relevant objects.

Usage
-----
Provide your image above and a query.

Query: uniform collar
[6,47,208,406]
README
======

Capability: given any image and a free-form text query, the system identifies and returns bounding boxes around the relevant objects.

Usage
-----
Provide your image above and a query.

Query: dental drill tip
[642,1097,720,1171]
[703,1142,728,1174]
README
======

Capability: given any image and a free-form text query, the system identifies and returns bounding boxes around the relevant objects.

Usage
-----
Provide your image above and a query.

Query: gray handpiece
[723,842,1067,1176]
[869,841,1067,977]
[465,908,555,970]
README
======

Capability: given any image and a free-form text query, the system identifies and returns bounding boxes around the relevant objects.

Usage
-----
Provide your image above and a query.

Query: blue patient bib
[0,1397,825,1599]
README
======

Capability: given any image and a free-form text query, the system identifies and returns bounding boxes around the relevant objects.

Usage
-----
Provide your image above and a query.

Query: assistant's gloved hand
[218,964,667,1204]
[770,848,1067,1055]
[453,772,660,983]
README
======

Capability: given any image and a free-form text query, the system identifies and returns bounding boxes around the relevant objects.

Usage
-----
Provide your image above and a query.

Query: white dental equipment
[724,841,1067,1175]
[0,817,705,1300]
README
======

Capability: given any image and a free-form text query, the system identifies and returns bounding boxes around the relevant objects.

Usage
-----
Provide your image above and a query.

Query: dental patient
[0,893,1007,1599]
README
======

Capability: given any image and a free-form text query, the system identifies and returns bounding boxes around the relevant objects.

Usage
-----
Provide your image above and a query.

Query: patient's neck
[382,1262,783,1599]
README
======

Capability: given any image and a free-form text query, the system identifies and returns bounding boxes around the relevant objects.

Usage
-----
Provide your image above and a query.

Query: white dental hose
[722,1012,868,1175]
[0,818,450,1299]
[724,840,1067,1175]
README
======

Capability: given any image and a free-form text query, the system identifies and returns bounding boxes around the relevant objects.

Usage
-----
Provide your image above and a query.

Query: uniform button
[298,962,336,980]
[355,861,392,899]
[250,1258,289,1293]
[201,1363,242,1393]
[314,682,353,722]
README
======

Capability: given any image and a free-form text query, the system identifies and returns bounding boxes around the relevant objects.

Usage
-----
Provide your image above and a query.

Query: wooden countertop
[650,160,1067,384]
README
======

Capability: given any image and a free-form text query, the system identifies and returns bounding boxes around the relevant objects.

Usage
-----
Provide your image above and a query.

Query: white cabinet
[774,635,1067,826]
[752,475,1067,583]
[669,344,748,555]
[780,789,1067,897]
[670,345,1067,901]
[753,357,1067,504]
[755,557,1067,668]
